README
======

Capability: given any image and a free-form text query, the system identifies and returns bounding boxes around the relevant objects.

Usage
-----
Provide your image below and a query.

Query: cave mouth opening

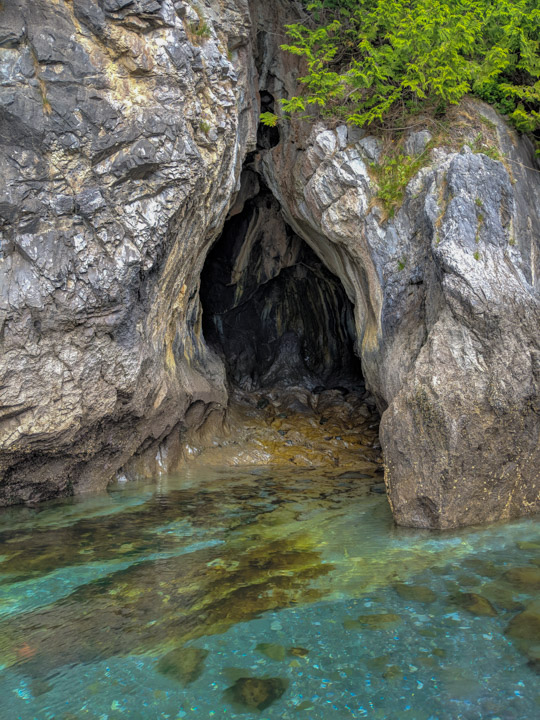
[201,169,364,395]
[199,169,382,473]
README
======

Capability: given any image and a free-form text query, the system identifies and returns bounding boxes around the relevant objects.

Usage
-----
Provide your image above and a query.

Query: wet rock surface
[179,385,381,476]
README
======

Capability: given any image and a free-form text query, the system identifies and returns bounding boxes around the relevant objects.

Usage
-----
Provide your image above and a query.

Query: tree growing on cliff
[269,0,540,144]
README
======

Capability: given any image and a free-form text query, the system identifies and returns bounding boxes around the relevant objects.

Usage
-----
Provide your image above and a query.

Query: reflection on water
[0,466,539,719]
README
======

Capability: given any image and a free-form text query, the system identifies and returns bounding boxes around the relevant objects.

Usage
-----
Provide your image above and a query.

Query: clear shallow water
[0,467,539,720]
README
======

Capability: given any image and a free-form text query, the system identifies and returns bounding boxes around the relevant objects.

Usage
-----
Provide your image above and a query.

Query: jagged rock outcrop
[0,0,259,504]
[0,0,538,528]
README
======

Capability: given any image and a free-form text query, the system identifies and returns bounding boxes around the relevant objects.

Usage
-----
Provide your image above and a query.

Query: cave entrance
[199,169,381,475]
[201,172,363,393]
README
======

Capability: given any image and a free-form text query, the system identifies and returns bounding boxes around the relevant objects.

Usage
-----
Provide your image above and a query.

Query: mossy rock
[344,613,402,630]
[462,557,500,578]
[224,676,288,710]
[504,567,540,590]
[366,654,391,670]
[456,573,480,588]
[415,652,438,669]
[517,542,540,551]
[481,582,524,612]
[394,583,437,604]
[506,609,540,643]
[382,664,403,682]
[438,668,482,698]
[418,627,438,638]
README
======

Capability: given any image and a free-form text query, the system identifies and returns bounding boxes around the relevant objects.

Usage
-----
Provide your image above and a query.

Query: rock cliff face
[264,119,540,527]
[0,0,538,527]
[0,0,258,504]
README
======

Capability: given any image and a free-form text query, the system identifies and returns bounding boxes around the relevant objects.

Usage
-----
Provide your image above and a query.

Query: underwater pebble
[156,647,208,686]
[256,643,286,661]
[224,676,288,711]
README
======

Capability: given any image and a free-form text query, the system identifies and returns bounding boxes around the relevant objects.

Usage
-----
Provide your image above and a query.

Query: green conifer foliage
[279,0,540,141]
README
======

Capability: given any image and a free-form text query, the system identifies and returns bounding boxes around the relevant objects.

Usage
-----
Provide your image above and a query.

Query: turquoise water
[0,467,539,720]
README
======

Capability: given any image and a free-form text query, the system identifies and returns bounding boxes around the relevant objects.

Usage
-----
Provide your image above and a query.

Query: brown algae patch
[0,517,333,675]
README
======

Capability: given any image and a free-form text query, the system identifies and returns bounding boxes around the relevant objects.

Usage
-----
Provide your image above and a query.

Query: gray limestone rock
[404,130,432,156]
[261,81,540,527]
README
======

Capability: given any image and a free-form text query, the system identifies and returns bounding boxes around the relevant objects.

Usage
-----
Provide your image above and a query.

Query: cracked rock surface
[260,104,540,527]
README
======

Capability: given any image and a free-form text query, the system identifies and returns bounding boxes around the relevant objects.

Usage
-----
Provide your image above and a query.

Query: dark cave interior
[200,171,365,396]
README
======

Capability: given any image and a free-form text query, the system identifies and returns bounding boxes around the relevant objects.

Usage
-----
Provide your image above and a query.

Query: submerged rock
[517,541,540,551]
[480,583,524,613]
[504,567,540,590]
[224,676,288,711]
[256,642,286,662]
[382,664,403,682]
[394,583,437,604]
[344,613,402,630]
[506,609,540,643]
[452,592,498,617]
[156,646,209,686]
[289,646,309,658]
